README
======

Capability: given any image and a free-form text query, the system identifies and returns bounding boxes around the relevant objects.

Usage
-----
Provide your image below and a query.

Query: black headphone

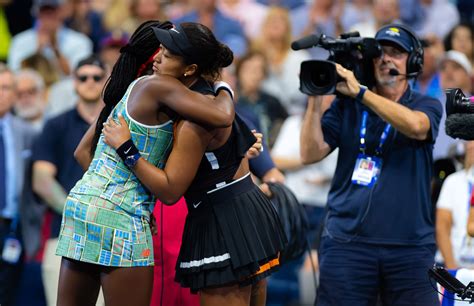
[377,24,424,78]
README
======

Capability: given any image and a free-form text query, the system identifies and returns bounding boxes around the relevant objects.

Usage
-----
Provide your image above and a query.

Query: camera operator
[300,24,442,305]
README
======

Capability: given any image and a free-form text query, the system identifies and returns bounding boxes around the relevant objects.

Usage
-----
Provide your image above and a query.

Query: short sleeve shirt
[32,108,89,237]
[321,86,442,245]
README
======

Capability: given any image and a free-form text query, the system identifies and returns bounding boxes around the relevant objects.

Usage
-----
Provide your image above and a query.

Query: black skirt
[176,174,287,293]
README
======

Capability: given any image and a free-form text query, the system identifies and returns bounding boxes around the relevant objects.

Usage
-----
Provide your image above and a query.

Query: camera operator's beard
[376,64,398,88]
[376,75,398,87]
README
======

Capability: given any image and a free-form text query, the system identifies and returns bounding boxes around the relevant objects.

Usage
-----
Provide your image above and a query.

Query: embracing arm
[148,75,234,128]
[74,121,96,171]
[103,116,212,204]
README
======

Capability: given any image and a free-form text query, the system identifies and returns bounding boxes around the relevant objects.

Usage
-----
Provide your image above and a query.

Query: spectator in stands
[101,0,130,33]
[217,0,268,40]
[413,34,444,100]
[32,55,106,306]
[14,69,47,131]
[173,0,247,58]
[435,50,473,160]
[418,0,460,40]
[235,50,288,148]
[98,31,128,71]
[21,52,59,89]
[291,0,344,39]
[350,0,400,37]
[444,22,474,68]
[437,141,474,269]
[0,63,38,306]
[256,0,304,10]
[7,0,92,76]
[121,0,167,36]
[253,6,310,115]
[339,0,373,33]
[63,0,107,52]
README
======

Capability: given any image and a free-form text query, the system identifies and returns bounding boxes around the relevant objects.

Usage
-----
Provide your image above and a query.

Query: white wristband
[214,81,234,100]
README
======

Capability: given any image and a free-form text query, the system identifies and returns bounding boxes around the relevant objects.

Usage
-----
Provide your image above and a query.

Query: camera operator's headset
[376,24,424,78]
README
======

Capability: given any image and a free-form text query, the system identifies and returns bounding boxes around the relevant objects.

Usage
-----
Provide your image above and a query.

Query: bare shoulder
[143,75,183,93]
[177,120,214,141]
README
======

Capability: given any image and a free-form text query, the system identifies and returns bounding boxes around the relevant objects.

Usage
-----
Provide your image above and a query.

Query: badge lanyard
[351,111,391,187]
[359,111,392,157]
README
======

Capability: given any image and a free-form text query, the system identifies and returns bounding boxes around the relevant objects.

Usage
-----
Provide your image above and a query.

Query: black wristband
[216,86,234,100]
[116,139,139,162]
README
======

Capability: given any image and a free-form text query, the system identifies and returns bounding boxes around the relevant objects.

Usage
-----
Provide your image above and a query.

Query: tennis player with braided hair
[55,20,238,306]
[102,22,287,306]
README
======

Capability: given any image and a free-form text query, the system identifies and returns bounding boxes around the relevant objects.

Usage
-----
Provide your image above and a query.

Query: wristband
[117,139,141,168]
[355,84,368,102]
[214,81,234,100]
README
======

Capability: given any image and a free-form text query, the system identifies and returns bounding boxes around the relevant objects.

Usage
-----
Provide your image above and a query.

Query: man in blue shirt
[300,24,442,305]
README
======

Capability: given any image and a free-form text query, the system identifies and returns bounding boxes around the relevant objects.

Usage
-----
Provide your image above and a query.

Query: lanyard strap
[359,111,391,155]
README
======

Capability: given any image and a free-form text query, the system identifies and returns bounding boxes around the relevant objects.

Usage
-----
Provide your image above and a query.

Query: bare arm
[74,121,97,171]
[436,208,457,269]
[150,75,234,128]
[335,64,431,140]
[272,156,304,171]
[102,116,213,204]
[468,207,474,237]
[300,96,331,164]
[32,161,67,214]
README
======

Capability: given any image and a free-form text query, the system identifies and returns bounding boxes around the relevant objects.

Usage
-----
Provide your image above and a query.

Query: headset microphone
[388,68,418,78]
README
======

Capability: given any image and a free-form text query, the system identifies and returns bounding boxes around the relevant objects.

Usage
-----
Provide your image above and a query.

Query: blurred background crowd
[2,0,474,305]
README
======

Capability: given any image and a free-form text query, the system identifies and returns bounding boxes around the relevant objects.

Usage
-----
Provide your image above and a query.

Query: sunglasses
[77,74,104,83]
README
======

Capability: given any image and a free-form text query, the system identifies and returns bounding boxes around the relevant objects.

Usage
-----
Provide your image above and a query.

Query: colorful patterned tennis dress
[56,76,174,267]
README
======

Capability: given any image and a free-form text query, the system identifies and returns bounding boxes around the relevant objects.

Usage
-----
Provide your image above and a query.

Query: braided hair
[91,20,173,155]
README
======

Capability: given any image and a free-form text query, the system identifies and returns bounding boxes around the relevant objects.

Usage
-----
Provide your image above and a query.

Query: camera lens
[299,60,337,95]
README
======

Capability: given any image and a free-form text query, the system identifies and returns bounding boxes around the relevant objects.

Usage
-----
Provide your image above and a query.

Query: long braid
[91,20,173,155]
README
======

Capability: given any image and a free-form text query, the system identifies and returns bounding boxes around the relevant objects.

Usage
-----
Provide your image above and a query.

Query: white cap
[441,50,473,76]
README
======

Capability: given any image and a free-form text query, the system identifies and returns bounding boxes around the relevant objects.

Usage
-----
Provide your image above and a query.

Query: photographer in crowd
[300,24,442,305]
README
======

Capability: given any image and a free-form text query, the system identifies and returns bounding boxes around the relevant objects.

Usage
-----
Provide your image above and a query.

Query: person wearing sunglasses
[31,54,108,306]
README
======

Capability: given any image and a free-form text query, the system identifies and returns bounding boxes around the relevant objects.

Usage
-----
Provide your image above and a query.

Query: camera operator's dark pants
[316,236,439,306]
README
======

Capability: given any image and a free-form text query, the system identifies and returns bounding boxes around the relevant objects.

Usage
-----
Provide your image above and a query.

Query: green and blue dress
[56,76,173,267]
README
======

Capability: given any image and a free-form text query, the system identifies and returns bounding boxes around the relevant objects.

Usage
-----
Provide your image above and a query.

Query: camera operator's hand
[335,63,361,99]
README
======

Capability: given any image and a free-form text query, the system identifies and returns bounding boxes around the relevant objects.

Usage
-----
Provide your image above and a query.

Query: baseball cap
[152,24,194,58]
[375,25,416,52]
[440,50,473,76]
